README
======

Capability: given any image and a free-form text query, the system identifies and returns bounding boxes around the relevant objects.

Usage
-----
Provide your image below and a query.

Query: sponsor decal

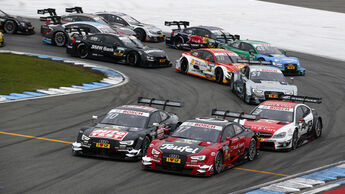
[175,139,199,144]
[89,129,128,140]
[253,68,280,73]
[214,52,238,56]
[160,144,199,154]
[109,109,150,117]
[90,45,114,52]
[230,142,245,150]
[120,105,156,111]
[259,105,294,112]
[181,122,223,131]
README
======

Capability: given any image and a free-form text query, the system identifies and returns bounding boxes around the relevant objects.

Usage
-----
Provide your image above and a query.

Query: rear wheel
[180,58,189,74]
[313,118,322,138]
[4,20,17,34]
[76,43,89,59]
[174,36,183,48]
[247,138,257,161]
[54,31,67,47]
[134,28,146,41]
[214,151,223,174]
[215,68,224,84]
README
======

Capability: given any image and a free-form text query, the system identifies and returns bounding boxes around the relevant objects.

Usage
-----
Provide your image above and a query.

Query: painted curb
[232,161,345,194]
[0,50,128,103]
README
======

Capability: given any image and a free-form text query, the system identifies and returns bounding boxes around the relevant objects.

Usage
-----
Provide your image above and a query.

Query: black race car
[0,10,34,34]
[38,7,135,36]
[66,30,172,67]
[165,21,239,50]
[72,97,183,160]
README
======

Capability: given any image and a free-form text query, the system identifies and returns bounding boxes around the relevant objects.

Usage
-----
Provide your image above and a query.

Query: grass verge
[0,53,106,95]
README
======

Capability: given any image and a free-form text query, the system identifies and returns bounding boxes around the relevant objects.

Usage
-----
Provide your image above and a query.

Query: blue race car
[218,40,306,76]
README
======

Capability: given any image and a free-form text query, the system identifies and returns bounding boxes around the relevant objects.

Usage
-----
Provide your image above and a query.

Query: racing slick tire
[76,43,89,59]
[247,138,257,161]
[214,151,223,174]
[54,31,67,47]
[4,20,17,34]
[215,68,224,84]
[313,118,322,138]
[180,57,189,74]
[134,28,146,42]
[141,136,151,156]
[291,130,298,150]
[126,51,140,66]
[174,36,184,49]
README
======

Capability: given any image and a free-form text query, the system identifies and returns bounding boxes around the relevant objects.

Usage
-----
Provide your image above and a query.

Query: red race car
[241,95,322,151]
[142,109,260,176]
[176,48,248,84]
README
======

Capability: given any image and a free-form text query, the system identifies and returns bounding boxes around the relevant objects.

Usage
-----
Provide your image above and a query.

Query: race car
[72,97,183,160]
[0,31,4,46]
[231,64,298,104]
[41,21,116,46]
[218,40,306,75]
[176,48,249,84]
[241,95,322,150]
[38,7,135,36]
[0,10,34,34]
[165,21,240,50]
[142,109,260,176]
[66,30,172,67]
[96,12,164,42]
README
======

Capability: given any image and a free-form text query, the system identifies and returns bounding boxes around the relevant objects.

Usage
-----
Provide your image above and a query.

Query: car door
[232,124,246,155]
[238,42,255,59]
[189,50,206,72]
[86,34,104,56]
[200,50,216,73]
[295,105,313,136]
[221,125,236,163]
[237,66,250,95]
[147,112,164,139]
[101,35,123,59]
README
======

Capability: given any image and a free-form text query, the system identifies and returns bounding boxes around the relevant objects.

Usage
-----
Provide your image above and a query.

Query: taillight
[45,21,50,24]
[72,39,76,43]
[171,31,174,36]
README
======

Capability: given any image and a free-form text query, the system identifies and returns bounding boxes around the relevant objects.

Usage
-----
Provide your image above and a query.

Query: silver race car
[231,64,297,104]
[96,12,165,42]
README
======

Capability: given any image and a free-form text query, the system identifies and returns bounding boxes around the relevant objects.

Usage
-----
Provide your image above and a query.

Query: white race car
[240,95,323,150]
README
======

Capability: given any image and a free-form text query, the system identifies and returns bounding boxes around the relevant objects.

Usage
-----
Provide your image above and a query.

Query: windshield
[100,110,148,128]
[122,15,140,25]
[255,44,282,55]
[119,36,144,48]
[215,52,241,63]
[98,25,116,33]
[171,122,221,142]
[252,107,293,122]
[93,16,109,25]
[210,30,232,40]
[250,70,287,83]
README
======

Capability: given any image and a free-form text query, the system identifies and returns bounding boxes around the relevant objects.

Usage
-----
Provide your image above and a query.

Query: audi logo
[169,154,180,158]
[99,140,109,144]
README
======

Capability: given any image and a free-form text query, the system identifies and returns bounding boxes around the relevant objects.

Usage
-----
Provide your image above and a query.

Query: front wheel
[214,151,223,174]
[141,136,151,156]
[134,28,146,41]
[180,58,189,74]
[126,52,140,66]
[247,138,257,161]
[54,31,67,47]
[291,130,298,150]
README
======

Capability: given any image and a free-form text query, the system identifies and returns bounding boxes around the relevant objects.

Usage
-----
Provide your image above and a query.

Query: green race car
[218,40,305,75]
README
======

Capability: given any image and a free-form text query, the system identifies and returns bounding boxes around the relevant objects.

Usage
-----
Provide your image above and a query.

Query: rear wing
[280,95,322,104]
[37,8,57,16]
[66,7,83,13]
[212,109,259,121]
[138,97,183,110]
[165,21,189,29]
[237,59,272,65]
[39,16,61,25]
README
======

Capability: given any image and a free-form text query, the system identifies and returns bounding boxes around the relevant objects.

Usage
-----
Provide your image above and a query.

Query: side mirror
[282,50,287,55]
[206,57,210,62]
[299,118,305,123]
[249,50,255,55]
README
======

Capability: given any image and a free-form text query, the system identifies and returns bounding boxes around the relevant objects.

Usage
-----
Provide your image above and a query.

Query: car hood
[251,82,296,91]
[244,119,292,133]
[158,137,213,155]
[266,54,299,64]
[142,48,167,57]
[84,124,143,141]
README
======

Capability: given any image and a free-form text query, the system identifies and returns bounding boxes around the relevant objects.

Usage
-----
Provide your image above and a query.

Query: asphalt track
[1,12,345,194]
